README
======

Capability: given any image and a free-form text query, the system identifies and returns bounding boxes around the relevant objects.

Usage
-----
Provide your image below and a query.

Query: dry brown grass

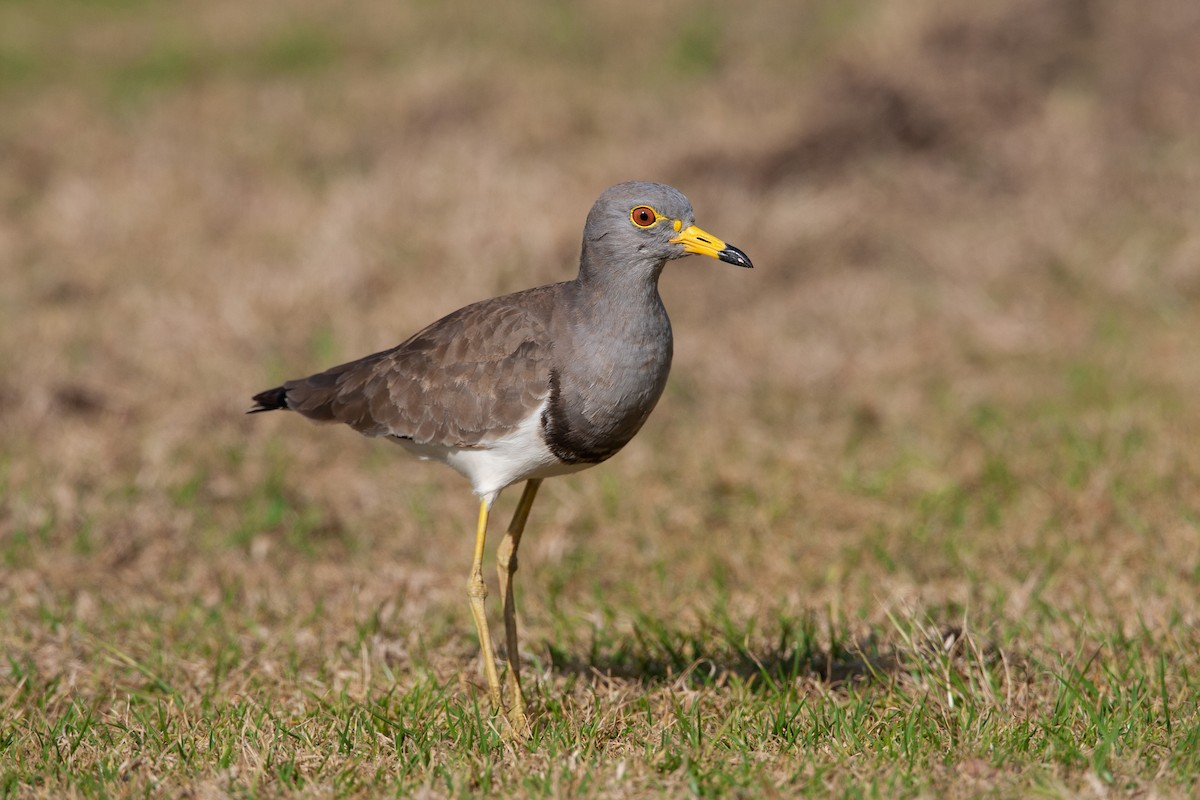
[3,0,1200,796]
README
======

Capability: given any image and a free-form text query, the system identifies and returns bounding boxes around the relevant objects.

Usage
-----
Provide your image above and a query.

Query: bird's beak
[670,224,754,268]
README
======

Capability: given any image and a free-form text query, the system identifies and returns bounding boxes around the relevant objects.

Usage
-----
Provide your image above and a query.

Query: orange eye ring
[630,206,658,228]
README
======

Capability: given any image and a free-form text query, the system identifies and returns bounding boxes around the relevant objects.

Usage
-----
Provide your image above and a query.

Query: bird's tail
[247,386,289,414]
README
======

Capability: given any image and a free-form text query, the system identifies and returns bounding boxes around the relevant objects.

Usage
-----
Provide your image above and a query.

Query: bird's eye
[630,206,658,228]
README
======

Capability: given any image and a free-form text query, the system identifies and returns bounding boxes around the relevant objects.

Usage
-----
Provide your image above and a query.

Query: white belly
[391,400,592,506]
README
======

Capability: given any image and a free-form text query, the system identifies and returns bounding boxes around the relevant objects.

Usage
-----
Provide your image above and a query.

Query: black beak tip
[718,244,753,269]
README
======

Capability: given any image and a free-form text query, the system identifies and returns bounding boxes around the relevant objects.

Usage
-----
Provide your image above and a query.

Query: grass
[3,0,1200,796]
[6,604,1198,796]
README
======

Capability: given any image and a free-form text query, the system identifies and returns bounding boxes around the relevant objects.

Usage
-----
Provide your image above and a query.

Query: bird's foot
[502,707,531,741]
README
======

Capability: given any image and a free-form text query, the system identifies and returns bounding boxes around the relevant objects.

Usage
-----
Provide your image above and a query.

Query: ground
[2,0,1199,797]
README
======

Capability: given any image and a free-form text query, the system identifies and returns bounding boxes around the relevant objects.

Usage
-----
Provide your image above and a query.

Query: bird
[248,181,752,736]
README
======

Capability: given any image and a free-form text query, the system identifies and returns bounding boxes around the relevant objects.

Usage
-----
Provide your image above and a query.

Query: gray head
[578,181,752,284]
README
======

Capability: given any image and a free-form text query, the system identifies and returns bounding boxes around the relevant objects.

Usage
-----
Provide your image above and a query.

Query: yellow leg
[466,498,504,714]
[495,478,542,736]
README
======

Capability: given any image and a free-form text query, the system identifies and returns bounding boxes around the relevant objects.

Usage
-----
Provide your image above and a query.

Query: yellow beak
[670,224,753,268]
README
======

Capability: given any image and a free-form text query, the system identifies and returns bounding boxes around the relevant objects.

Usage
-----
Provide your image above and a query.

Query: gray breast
[540,316,674,465]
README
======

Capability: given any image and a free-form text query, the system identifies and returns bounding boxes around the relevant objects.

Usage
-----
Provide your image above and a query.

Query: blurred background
[2,0,1199,732]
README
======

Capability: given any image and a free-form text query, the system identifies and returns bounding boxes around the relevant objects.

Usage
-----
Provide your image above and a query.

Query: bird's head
[580,181,752,281]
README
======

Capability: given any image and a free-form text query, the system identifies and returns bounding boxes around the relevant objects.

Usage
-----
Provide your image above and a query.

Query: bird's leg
[495,478,542,736]
[466,498,504,715]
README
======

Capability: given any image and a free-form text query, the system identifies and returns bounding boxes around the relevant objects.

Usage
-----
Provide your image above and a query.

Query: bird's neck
[566,253,672,358]
[575,246,667,306]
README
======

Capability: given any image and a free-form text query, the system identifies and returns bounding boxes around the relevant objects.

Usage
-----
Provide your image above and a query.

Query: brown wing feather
[279,286,561,447]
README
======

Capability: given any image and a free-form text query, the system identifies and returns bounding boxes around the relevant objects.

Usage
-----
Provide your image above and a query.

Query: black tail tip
[247,386,289,414]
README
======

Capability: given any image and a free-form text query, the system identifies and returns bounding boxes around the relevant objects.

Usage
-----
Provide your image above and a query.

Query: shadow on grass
[541,610,946,691]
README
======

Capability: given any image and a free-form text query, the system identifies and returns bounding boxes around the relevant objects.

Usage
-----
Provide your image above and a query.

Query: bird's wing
[281,287,560,447]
